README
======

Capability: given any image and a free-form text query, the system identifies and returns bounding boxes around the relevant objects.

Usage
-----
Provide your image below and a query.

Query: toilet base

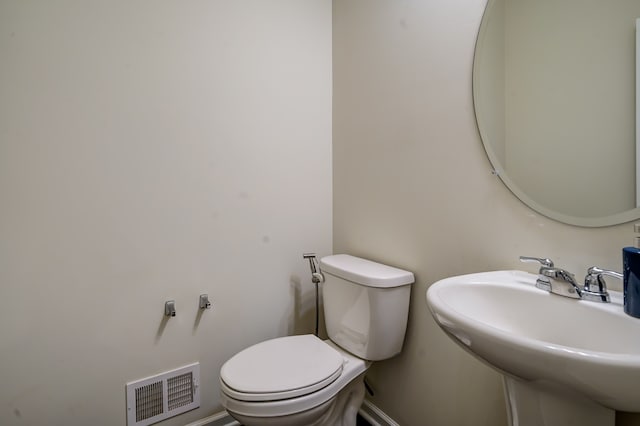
[227,373,366,426]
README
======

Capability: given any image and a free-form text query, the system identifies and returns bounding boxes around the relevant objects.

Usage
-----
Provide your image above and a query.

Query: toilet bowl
[219,254,414,426]
[220,335,370,426]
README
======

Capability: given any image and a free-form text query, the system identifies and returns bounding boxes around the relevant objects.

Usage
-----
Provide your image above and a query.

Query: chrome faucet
[520,256,621,303]
[520,256,582,299]
[582,267,622,303]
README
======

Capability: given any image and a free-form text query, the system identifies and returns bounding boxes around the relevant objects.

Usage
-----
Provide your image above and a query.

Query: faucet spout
[519,256,581,298]
[520,256,618,303]
[539,267,582,299]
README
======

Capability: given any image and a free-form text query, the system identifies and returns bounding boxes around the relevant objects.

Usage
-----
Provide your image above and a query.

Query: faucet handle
[519,256,555,292]
[582,267,622,303]
[519,256,554,268]
[586,266,623,280]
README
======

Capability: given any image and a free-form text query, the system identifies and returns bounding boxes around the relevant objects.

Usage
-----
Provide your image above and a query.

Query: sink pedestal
[503,376,614,426]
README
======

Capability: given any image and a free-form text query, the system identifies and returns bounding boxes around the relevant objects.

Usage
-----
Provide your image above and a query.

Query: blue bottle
[623,224,640,318]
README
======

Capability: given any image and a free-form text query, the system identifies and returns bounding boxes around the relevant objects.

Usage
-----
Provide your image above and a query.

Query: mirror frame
[472,0,640,227]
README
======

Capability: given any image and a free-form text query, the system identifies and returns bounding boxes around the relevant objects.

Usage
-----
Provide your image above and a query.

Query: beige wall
[4,1,640,425]
[0,1,332,425]
[333,1,638,425]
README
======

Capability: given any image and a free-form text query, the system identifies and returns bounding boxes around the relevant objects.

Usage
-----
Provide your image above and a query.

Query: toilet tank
[319,254,414,361]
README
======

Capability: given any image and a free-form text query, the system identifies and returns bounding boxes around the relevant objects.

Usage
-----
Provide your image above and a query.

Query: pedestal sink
[426,270,640,426]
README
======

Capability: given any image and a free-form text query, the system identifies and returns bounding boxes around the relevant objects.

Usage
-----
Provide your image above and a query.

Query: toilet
[219,254,414,426]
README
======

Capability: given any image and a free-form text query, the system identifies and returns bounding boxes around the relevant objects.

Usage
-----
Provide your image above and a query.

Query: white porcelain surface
[221,340,370,420]
[221,255,414,425]
[225,374,366,426]
[426,270,640,412]
[220,335,344,401]
[320,254,415,288]
[321,255,414,361]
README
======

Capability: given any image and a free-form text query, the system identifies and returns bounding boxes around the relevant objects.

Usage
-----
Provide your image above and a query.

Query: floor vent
[126,362,200,426]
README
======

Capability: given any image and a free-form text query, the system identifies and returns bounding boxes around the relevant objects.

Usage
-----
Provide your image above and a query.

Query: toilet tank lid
[320,254,414,288]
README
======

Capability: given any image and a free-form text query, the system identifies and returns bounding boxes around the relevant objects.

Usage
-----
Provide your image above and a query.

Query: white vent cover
[126,362,200,426]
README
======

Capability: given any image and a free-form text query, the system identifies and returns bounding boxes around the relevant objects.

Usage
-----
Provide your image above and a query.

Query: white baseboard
[186,400,398,426]
[184,411,240,426]
[359,399,401,426]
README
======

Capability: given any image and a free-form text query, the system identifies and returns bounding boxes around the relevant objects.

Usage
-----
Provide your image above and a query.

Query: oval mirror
[474,0,640,227]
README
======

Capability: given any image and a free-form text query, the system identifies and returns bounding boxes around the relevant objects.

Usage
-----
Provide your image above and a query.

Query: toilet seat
[220,335,344,402]
[220,338,370,419]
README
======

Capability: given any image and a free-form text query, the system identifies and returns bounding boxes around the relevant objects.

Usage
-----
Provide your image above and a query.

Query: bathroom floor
[356,414,372,425]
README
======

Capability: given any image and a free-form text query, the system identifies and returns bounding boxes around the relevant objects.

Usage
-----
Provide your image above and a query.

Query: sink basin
[427,270,640,426]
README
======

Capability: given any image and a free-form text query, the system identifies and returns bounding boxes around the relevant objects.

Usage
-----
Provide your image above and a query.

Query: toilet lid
[220,335,344,401]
